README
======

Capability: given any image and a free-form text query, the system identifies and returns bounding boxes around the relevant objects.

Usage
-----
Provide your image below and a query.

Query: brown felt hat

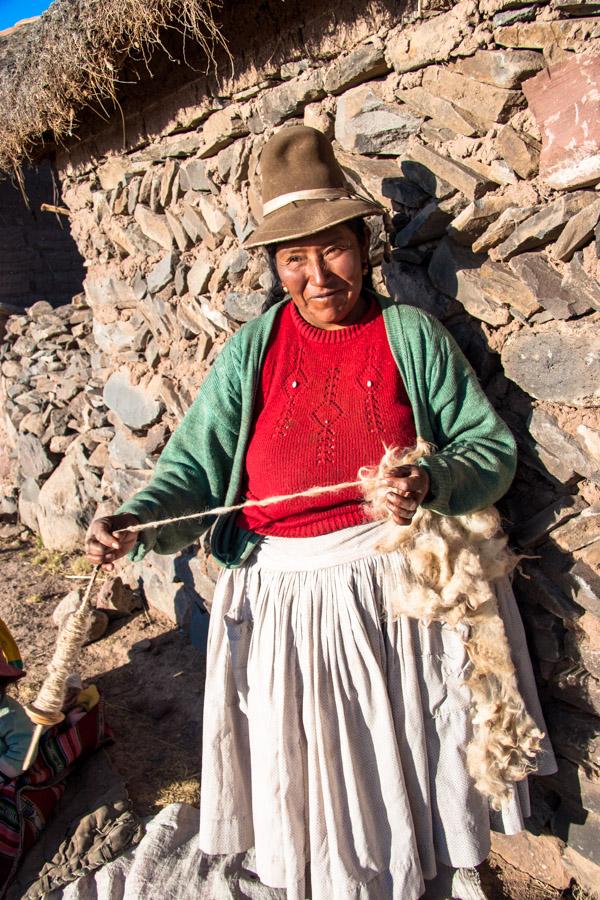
[244,126,383,248]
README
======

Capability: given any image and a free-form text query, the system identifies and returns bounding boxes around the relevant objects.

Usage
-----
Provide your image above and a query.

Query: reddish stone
[523,54,600,189]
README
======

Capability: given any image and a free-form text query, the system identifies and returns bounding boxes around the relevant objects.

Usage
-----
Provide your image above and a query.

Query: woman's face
[274,223,368,330]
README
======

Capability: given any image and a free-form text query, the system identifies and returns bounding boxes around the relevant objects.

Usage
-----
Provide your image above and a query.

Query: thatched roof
[0,0,227,177]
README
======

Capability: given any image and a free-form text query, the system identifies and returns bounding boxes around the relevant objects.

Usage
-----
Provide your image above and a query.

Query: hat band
[262,187,372,217]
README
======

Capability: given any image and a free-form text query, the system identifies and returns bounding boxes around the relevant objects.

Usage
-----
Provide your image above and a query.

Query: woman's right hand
[85,513,141,571]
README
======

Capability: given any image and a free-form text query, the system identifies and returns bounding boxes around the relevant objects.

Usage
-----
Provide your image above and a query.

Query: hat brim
[244,197,384,249]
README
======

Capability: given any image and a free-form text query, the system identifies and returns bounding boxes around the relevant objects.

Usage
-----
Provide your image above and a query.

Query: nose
[307,256,329,286]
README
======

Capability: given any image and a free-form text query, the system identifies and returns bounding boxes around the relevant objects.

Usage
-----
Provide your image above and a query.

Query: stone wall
[0,161,85,335]
[1,0,600,889]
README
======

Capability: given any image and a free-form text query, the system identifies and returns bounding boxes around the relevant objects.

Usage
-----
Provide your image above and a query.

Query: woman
[86,126,555,899]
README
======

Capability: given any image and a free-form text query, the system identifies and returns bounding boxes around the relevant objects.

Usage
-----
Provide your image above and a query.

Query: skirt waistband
[251,519,390,572]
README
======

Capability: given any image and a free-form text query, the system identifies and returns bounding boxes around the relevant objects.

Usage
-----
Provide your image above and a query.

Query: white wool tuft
[360,441,543,811]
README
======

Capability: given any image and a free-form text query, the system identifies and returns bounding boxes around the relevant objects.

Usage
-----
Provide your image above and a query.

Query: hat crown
[260,126,349,205]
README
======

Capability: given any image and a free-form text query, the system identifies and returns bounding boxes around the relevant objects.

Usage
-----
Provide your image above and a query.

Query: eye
[324,243,350,257]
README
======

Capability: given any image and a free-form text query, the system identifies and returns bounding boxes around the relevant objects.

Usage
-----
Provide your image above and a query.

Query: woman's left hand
[384,465,430,526]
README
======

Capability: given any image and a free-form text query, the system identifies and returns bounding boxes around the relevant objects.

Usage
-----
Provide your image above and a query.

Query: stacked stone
[1,0,600,884]
[0,299,109,548]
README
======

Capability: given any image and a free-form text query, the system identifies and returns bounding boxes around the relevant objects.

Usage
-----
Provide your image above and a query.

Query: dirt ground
[0,525,587,900]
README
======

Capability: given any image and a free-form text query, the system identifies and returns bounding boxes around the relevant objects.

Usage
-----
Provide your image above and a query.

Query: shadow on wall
[0,161,85,328]
[379,162,598,868]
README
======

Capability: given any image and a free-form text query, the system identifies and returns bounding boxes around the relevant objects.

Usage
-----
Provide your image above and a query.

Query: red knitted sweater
[237,298,417,537]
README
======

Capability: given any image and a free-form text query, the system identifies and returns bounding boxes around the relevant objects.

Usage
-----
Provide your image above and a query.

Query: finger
[90,528,121,551]
[390,511,413,526]
[386,492,418,512]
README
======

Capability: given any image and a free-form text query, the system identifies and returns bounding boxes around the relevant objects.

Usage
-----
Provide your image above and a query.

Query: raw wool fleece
[360,439,544,811]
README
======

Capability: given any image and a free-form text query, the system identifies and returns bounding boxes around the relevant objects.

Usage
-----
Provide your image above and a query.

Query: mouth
[309,291,344,302]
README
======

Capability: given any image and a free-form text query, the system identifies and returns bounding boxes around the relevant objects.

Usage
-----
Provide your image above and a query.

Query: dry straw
[0,0,228,178]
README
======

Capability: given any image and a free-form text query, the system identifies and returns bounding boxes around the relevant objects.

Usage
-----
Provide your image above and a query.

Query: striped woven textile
[0,702,109,898]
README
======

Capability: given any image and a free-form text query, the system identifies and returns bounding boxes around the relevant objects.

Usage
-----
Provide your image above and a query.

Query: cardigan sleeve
[417,317,517,516]
[117,334,244,558]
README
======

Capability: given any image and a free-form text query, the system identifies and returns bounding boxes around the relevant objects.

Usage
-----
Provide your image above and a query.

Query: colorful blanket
[0,703,109,899]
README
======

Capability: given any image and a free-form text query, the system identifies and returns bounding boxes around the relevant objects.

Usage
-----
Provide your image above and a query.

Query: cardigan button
[291,380,299,388]
[367,379,373,387]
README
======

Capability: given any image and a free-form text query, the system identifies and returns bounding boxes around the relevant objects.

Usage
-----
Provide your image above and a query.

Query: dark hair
[261,217,375,312]
[0,677,12,697]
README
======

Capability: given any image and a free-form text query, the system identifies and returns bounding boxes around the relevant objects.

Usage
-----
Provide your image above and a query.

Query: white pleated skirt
[198,521,556,900]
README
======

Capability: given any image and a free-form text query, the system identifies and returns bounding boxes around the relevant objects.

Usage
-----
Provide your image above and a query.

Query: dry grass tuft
[155,776,200,809]
[0,0,229,176]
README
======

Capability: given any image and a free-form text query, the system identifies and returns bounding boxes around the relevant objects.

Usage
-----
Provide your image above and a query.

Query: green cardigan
[119,295,517,567]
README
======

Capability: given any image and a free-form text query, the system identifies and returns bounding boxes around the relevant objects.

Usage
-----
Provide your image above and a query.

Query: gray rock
[134,205,174,251]
[493,6,539,28]
[544,703,600,776]
[386,2,477,75]
[547,758,600,820]
[516,565,581,622]
[501,324,600,407]
[381,176,428,210]
[453,48,544,89]
[164,210,191,252]
[18,434,53,480]
[511,495,587,547]
[132,273,147,301]
[18,477,40,532]
[398,87,478,137]
[96,576,141,614]
[224,291,267,323]
[147,253,177,295]
[382,260,458,320]
[448,193,521,246]
[428,240,511,326]
[323,41,389,95]
[561,252,600,312]
[552,198,600,262]
[174,264,187,297]
[403,142,495,201]
[103,370,164,430]
[179,159,212,192]
[565,541,600,618]
[509,253,587,320]
[280,59,310,79]
[92,317,149,355]
[472,205,539,253]
[529,409,599,482]
[187,256,214,296]
[497,124,540,179]
[84,275,138,310]
[253,71,325,129]
[394,200,454,248]
[196,196,232,246]
[36,446,101,551]
[490,192,598,261]
[108,430,151,470]
[159,159,178,207]
[198,106,249,157]
[551,508,600,553]
[335,86,423,156]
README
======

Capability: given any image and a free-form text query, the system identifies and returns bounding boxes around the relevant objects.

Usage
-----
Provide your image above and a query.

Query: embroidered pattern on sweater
[357,345,385,436]
[313,366,342,465]
[273,346,306,439]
